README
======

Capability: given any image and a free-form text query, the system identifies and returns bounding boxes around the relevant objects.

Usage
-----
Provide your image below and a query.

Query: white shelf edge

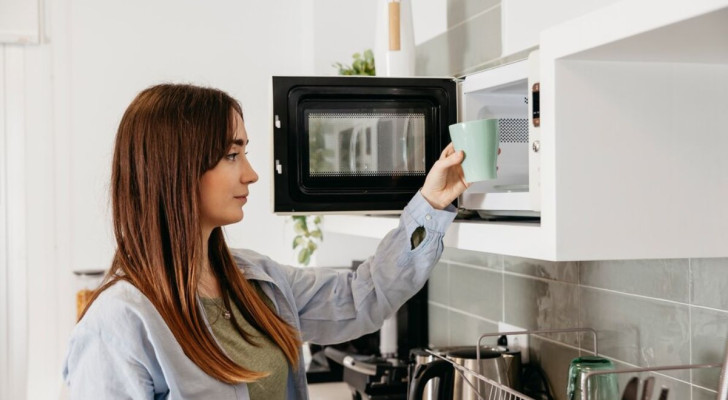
[323,215,553,260]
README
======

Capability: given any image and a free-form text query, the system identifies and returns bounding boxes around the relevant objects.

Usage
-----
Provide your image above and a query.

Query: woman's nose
[242,161,258,184]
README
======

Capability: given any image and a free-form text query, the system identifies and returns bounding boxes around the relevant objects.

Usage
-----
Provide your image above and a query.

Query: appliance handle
[324,347,379,376]
[407,360,454,400]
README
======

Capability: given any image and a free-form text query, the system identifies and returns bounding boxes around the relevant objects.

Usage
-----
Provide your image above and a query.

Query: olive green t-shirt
[201,283,288,400]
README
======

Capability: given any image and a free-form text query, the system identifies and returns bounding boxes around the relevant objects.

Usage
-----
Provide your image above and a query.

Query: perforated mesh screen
[498,118,529,143]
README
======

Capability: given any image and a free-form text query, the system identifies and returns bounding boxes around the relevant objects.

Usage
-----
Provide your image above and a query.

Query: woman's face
[199,112,258,232]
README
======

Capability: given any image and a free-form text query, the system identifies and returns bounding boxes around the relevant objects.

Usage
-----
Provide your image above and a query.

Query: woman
[63,83,469,399]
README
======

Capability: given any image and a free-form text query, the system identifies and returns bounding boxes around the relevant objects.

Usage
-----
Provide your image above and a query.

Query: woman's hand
[420,143,470,209]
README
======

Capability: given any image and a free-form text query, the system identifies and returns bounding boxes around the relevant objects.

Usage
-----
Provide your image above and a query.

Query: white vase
[374,0,416,77]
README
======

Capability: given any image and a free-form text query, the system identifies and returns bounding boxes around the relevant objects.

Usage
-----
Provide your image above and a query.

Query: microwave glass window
[307,112,426,177]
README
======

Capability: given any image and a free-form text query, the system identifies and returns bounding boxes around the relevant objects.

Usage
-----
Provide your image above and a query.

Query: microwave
[272,76,457,214]
[272,53,540,217]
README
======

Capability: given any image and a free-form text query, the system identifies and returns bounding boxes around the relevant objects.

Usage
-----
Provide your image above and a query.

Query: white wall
[2,0,320,398]
[1,0,626,398]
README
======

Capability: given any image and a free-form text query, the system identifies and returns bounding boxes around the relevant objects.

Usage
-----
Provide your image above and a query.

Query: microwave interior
[272,76,456,214]
[459,60,540,219]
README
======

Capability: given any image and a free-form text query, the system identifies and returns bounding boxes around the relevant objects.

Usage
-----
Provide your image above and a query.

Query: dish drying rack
[426,328,728,400]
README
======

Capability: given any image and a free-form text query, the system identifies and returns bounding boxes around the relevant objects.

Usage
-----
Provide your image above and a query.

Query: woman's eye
[225,153,239,161]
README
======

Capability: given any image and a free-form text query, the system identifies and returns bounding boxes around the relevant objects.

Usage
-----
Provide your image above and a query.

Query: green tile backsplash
[429,249,728,400]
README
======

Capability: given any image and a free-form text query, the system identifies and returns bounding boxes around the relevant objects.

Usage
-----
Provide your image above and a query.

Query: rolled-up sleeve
[287,191,456,344]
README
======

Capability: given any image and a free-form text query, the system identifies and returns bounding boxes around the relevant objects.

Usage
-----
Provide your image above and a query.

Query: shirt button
[425,214,432,220]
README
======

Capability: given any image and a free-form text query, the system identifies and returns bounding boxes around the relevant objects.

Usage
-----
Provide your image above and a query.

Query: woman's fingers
[440,143,455,159]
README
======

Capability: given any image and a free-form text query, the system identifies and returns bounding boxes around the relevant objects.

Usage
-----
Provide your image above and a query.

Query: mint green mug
[448,119,499,183]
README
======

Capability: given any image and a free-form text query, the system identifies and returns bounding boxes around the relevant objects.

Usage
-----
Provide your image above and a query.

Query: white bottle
[374,0,415,77]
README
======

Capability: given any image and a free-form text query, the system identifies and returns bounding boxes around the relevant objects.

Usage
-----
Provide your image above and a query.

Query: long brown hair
[81,83,300,383]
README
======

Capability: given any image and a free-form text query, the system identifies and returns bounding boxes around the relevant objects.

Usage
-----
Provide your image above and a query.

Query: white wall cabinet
[324,0,728,261]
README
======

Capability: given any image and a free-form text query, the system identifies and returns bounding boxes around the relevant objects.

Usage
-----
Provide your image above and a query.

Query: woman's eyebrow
[231,139,248,147]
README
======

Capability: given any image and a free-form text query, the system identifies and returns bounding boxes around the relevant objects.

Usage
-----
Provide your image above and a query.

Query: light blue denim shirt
[62,192,456,399]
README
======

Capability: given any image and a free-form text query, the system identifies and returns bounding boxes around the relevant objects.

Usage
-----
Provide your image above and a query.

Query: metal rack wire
[425,349,534,400]
[426,328,727,400]
[422,327,598,400]
[581,363,723,400]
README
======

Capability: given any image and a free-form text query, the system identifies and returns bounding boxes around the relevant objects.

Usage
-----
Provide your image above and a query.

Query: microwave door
[271,75,457,214]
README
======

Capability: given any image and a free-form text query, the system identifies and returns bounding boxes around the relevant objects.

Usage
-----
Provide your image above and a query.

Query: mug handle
[407,360,454,400]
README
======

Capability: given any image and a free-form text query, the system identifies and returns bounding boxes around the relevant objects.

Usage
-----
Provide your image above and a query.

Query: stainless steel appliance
[407,347,509,400]
[324,282,430,400]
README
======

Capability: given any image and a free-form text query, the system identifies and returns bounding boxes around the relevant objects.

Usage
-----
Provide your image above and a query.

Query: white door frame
[0,44,29,400]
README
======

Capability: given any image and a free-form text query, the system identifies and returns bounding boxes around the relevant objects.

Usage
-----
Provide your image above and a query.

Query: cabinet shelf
[323,215,547,260]
[323,0,728,261]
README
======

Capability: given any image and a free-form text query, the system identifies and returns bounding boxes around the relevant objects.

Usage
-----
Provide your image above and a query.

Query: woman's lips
[234,196,247,203]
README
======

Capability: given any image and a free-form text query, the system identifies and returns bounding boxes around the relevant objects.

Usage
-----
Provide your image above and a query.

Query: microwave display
[272,76,456,214]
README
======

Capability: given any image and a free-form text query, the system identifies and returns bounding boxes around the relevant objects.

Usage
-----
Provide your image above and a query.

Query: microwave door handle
[349,125,360,172]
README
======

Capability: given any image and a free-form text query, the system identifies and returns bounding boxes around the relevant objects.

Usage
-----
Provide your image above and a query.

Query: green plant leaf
[293,218,308,234]
[334,49,376,76]
[310,230,323,239]
[298,248,311,265]
[292,236,306,249]
[307,241,317,252]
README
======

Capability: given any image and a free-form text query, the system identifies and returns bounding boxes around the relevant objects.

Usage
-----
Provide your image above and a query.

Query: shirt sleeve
[284,191,456,344]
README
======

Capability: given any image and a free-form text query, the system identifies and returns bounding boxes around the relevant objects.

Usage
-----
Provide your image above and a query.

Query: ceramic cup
[448,119,499,182]
[566,356,619,400]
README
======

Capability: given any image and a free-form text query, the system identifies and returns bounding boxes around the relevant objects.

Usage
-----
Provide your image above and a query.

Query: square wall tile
[446,0,499,28]
[448,311,498,347]
[428,261,449,306]
[441,247,502,270]
[528,337,579,400]
[578,287,691,380]
[579,259,689,302]
[693,386,719,400]
[503,275,580,346]
[504,256,578,283]
[691,257,728,310]
[415,6,501,77]
[449,264,502,321]
[691,307,728,389]
[428,303,449,347]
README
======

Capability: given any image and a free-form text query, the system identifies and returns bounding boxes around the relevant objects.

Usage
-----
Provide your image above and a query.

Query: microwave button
[532,140,541,153]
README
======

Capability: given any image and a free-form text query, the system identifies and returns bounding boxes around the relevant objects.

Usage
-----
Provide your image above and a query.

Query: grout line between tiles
[447,259,577,285]
[577,261,583,355]
[446,3,500,32]
[688,258,694,400]
[578,282,727,311]
[501,255,505,322]
[446,259,502,273]
[446,260,451,346]
[428,300,500,326]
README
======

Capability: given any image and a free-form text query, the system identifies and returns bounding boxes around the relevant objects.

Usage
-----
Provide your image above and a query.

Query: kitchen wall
[413,1,728,400]
[0,1,345,398]
[429,250,728,400]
